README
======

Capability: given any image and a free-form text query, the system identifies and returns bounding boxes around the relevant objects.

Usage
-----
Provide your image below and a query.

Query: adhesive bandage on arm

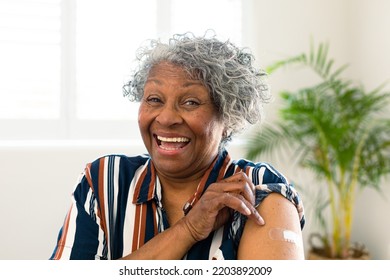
[268,228,302,247]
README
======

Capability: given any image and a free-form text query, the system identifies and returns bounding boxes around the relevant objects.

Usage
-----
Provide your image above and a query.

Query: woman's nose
[155,104,183,126]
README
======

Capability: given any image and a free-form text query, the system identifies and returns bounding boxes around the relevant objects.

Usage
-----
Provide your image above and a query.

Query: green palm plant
[245,41,390,259]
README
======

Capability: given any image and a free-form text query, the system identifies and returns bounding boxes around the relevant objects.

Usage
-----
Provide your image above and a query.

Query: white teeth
[160,146,180,151]
[157,136,190,142]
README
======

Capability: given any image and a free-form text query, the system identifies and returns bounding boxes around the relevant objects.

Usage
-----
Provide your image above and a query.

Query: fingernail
[243,204,252,215]
[256,213,265,225]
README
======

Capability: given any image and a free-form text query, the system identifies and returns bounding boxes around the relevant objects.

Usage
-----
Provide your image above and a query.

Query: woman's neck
[159,176,201,226]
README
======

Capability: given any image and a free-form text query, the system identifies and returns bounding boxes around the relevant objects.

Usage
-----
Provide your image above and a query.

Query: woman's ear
[222,129,227,138]
[221,128,232,142]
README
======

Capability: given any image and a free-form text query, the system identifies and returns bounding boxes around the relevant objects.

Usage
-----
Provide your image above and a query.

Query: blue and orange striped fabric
[50,150,304,260]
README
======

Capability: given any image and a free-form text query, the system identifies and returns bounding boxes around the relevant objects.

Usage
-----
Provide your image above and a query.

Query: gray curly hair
[123,32,271,147]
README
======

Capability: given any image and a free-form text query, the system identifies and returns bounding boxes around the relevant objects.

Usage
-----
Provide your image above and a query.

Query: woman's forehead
[148,62,198,81]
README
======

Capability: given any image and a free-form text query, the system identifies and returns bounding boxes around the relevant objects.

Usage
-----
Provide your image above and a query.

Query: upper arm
[237,192,305,260]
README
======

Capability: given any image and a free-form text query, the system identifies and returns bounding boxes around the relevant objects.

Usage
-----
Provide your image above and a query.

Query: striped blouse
[50,149,305,260]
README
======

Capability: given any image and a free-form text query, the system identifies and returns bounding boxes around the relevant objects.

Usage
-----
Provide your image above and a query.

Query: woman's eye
[146,97,162,104]
[184,100,200,106]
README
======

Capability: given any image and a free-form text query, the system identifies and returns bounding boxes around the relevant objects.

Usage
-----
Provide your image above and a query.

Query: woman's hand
[182,172,265,242]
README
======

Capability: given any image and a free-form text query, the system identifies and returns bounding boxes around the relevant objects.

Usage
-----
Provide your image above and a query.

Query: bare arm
[237,192,305,260]
[119,219,197,260]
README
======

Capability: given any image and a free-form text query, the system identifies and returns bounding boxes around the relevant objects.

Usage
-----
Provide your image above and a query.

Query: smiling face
[138,62,225,181]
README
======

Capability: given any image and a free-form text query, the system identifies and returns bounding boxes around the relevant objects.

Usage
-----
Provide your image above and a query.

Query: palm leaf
[245,123,293,160]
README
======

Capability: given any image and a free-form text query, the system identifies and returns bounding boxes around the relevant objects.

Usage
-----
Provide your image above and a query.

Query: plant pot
[307,233,370,260]
[307,249,370,260]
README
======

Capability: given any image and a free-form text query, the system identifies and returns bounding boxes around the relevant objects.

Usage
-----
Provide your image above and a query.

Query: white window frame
[0,0,251,142]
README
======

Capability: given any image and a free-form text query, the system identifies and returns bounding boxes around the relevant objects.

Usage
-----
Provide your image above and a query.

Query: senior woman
[50,33,305,260]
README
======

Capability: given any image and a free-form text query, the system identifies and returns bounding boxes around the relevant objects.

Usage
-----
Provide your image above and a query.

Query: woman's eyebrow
[182,81,204,87]
[145,79,204,88]
[144,78,163,85]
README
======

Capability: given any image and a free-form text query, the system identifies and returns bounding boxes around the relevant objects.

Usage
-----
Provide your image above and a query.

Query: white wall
[1,0,389,260]
[345,0,390,259]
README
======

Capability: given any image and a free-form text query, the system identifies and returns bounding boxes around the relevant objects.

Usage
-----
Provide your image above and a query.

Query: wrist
[175,216,200,245]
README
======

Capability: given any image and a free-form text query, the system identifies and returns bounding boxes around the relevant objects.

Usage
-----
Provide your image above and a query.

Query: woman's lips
[155,135,190,151]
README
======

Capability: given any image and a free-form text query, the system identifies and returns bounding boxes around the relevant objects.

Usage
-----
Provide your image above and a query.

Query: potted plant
[245,41,390,259]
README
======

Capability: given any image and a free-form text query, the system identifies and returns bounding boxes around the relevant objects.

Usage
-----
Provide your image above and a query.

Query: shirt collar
[132,149,233,205]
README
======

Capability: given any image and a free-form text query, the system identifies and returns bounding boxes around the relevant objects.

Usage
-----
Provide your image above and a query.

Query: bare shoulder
[237,193,305,260]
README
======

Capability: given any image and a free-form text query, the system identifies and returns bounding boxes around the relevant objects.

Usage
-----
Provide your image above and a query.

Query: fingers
[221,191,264,226]
[206,172,265,225]
[217,172,256,205]
[183,172,265,242]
